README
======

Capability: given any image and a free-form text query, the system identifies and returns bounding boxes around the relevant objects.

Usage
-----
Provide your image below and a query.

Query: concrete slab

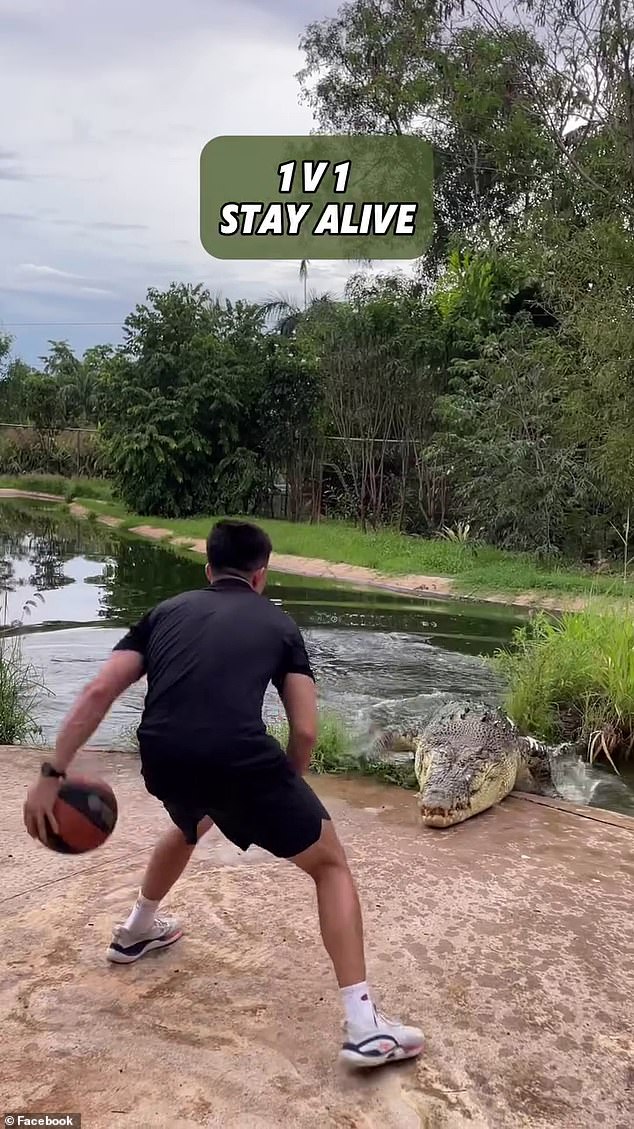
[2,746,634,1128]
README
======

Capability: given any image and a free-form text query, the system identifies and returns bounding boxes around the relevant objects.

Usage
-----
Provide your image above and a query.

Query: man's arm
[23,615,150,843]
[281,672,318,776]
[52,650,145,773]
[272,622,318,775]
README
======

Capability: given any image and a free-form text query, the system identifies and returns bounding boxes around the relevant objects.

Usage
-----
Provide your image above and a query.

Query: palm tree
[299,259,309,311]
[259,291,335,337]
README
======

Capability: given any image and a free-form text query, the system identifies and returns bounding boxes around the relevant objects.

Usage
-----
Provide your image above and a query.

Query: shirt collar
[208,576,256,592]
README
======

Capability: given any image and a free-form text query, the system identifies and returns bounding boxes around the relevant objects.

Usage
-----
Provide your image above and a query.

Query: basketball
[43,775,118,854]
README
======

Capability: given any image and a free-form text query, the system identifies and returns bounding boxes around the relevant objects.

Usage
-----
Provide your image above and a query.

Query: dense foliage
[1,0,634,566]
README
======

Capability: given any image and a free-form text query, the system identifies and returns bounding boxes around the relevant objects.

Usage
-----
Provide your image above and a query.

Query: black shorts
[159,766,331,857]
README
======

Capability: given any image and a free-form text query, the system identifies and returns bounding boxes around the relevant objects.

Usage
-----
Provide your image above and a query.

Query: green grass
[0,634,43,744]
[0,592,47,745]
[120,709,415,788]
[0,474,112,501]
[492,606,634,768]
[88,508,634,601]
[267,711,357,775]
[4,474,634,602]
[267,711,417,788]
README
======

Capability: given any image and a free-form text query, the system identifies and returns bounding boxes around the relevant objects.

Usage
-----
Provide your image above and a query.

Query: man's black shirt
[113,577,315,797]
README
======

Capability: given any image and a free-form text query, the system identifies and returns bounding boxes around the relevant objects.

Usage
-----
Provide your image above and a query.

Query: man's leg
[107,816,213,964]
[291,819,424,1068]
[291,819,365,986]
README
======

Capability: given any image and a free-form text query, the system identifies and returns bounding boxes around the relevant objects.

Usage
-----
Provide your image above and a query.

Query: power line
[1,322,123,328]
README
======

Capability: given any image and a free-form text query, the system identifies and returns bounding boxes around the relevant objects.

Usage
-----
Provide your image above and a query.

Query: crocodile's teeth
[419,803,468,828]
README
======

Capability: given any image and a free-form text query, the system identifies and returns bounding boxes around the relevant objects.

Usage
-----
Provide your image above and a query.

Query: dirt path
[3,745,633,1128]
[0,489,592,612]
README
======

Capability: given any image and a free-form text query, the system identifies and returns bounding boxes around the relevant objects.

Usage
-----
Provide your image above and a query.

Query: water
[2,499,633,818]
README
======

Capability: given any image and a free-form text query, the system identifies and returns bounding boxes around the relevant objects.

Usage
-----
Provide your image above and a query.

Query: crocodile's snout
[418,801,471,828]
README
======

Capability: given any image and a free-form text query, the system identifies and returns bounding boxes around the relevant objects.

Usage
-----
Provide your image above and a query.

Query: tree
[299,260,310,311]
[0,357,33,423]
[100,286,242,516]
[256,336,322,520]
[24,374,67,434]
[458,0,634,219]
[39,340,106,426]
[99,285,322,518]
[298,0,559,263]
[303,274,447,528]
[260,292,335,338]
[0,332,10,376]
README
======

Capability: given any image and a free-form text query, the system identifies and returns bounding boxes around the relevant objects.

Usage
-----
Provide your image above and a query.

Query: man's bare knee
[290,818,350,878]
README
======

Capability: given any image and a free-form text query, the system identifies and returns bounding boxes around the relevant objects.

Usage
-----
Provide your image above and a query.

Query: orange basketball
[43,775,118,854]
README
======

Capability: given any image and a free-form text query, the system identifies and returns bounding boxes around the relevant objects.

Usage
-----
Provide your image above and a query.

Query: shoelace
[115,916,172,938]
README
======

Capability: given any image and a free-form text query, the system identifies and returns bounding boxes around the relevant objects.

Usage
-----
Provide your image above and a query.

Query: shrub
[268,710,417,787]
[0,473,112,500]
[0,428,106,478]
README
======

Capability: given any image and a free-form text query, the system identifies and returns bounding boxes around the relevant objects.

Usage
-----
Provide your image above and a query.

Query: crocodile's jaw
[419,803,473,828]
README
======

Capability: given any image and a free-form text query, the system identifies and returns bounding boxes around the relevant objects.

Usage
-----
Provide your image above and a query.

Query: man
[23,519,423,1068]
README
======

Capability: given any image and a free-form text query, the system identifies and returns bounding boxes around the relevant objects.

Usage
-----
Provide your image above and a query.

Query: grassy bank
[0,592,46,745]
[75,504,634,601]
[2,474,633,602]
[493,607,634,768]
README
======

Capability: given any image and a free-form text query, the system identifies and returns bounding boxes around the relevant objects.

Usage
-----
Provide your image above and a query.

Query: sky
[0,0,387,366]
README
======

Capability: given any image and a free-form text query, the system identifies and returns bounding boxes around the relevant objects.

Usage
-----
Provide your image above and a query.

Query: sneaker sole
[106,929,184,964]
[339,1041,424,1069]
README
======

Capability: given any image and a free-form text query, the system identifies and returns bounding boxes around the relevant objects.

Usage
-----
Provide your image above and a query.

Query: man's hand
[22,650,144,845]
[23,775,61,844]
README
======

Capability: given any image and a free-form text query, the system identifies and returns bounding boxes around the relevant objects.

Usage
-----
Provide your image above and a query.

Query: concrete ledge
[511,789,634,832]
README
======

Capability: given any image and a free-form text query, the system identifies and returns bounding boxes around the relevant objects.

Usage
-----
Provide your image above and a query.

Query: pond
[2,499,633,818]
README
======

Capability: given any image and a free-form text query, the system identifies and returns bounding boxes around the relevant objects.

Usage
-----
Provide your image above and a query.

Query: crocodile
[367,699,563,828]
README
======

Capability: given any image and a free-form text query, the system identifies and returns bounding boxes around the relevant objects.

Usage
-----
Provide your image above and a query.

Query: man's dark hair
[206,520,272,575]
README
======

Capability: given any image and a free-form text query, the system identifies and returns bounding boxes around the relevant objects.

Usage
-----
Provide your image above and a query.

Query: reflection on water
[2,500,633,818]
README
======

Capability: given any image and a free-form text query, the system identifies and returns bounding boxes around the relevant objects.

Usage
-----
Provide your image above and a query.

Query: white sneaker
[106,916,183,964]
[339,1006,424,1068]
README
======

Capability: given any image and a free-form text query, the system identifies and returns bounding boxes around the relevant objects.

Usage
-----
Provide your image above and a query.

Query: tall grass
[267,710,357,775]
[121,711,357,772]
[0,592,46,745]
[492,606,634,769]
[267,710,417,787]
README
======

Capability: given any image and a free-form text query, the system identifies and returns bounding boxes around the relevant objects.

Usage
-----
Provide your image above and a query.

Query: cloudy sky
[0,0,379,365]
